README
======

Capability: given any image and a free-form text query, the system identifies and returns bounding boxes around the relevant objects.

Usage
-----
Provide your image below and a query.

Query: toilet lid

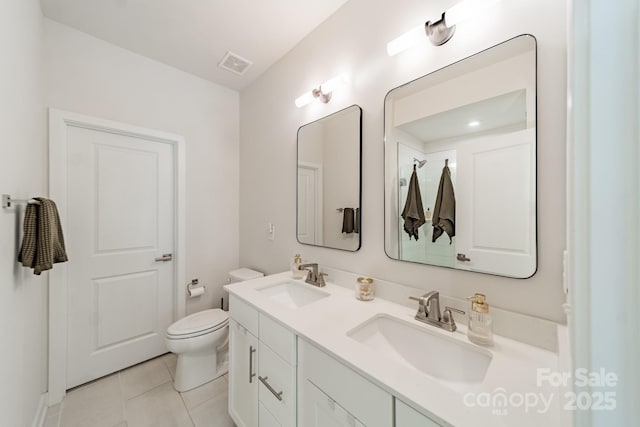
[167,309,229,338]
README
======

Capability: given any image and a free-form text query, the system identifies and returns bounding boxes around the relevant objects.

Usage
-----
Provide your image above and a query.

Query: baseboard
[31,393,48,427]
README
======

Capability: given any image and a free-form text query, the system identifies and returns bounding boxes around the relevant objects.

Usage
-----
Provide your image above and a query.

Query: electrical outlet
[267,223,276,241]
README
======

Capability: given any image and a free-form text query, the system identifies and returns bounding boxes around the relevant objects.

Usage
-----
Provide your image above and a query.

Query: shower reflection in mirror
[384,35,537,278]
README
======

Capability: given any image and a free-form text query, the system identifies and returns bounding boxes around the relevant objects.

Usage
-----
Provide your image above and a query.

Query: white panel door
[456,128,536,278]
[65,125,175,388]
[297,164,322,245]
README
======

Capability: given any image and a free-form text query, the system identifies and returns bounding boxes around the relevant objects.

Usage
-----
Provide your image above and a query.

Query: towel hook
[445,159,449,167]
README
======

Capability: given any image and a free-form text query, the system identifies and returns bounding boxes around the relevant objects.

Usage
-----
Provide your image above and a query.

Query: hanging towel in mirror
[354,208,360,234]
[18,198,68,275]
[401,167,426,240]
[432,165,456,244]
[342,208,355,233]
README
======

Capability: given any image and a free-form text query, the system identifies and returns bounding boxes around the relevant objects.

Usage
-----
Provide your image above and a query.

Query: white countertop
[225,272,563,427]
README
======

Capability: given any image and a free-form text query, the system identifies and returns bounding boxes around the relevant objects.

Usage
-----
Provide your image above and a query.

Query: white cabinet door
[395,399,441,427]
[456,128,536,278]
[259,402,283,427]
[229,319,259,427]
[303,380,365,427]
[299,339,392,427]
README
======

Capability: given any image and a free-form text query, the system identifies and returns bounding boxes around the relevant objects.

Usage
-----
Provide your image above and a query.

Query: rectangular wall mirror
[297,105,362,252]
[384,35,537,278]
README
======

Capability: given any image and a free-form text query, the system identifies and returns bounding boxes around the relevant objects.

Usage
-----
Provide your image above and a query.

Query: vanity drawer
[396,399,441,427]
[230,294,259,336]
[259,313,296,365]
[258,341,296,427]
[304,379,365,427]
[299,339,392,427]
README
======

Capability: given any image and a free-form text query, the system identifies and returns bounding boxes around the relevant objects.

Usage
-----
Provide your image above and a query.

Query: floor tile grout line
[118,371,127,425]
[178,388,198,427]
[120,357,173,401]
[185,374,230,413]
[124,378,174,402]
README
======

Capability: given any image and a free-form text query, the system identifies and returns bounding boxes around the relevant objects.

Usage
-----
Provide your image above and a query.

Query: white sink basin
[347,314,492,391]
[257,281,329,309]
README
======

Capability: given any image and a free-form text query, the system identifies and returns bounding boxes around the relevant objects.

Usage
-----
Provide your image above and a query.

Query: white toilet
[165,268,263,392]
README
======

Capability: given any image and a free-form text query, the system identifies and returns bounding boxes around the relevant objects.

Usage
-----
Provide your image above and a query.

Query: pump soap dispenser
[291,254,306,279]
[467,293,493,346]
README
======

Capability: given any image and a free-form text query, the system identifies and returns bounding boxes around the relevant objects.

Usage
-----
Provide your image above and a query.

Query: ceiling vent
[218,51,253,76]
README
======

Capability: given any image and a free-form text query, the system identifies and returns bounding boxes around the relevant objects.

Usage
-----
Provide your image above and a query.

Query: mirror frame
[296,104,363,252]
[383,34,538,278]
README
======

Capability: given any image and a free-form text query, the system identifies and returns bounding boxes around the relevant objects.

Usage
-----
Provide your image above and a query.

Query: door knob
[154,253,173,262]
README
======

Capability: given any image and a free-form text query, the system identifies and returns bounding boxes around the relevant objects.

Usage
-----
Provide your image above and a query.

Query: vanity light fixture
[295,74,349,108]
[386,0,501,55]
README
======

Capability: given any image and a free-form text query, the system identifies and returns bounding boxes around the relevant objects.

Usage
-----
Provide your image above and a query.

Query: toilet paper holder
[187,278,206,297]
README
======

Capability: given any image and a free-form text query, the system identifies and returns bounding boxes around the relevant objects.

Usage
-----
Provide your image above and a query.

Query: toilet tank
[229,268,263,283]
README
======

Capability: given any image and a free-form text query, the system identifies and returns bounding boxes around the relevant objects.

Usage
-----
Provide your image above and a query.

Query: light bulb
[386,25,424,56]
[321,74,348,93]
[445,0,500,27]
[295,92,315,108]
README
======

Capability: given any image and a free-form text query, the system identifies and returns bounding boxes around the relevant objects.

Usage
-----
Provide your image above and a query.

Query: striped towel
[18,198,68,275]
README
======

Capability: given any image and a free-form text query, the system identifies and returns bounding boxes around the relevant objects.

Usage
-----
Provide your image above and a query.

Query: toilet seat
[167,309,229,340]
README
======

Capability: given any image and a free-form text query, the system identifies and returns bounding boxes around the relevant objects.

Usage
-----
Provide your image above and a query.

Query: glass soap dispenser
[291,254,306,279]
[467,293,493,346]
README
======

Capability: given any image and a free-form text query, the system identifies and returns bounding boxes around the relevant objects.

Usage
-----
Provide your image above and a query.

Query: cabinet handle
[258,376,283,401]
[248,346,256,383]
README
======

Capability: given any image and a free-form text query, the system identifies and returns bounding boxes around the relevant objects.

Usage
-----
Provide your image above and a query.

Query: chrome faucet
[298,263,327,287]
[409,291,465,332]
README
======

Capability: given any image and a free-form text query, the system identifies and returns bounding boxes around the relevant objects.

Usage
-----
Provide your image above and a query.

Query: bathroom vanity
[225,271,563,427]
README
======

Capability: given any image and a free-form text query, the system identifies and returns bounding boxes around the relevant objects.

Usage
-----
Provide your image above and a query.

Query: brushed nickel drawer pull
[259,376,283,401]
[249,346,256,383]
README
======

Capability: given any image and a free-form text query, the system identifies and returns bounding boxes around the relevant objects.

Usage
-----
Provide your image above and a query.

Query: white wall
[43,19,241,315]
[240,0,567,322]
[0,0,47,424]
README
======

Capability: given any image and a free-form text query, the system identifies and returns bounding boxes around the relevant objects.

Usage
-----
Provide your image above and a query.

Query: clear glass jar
[355,277,374,301]
[467,293,493,346]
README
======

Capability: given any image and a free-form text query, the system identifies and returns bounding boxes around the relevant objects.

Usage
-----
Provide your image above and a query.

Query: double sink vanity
[237,33,561,427]
[225,269,562,427]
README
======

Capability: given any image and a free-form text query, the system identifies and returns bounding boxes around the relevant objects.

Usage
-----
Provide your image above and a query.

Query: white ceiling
[40,0,350,91]
[398,90,527,142]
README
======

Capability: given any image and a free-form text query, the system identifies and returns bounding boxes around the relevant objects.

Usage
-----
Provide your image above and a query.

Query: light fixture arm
[425,13,456,46]
[312,86,332,104]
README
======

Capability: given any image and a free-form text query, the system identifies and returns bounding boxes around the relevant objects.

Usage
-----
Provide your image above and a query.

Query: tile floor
[43,353,236,427]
